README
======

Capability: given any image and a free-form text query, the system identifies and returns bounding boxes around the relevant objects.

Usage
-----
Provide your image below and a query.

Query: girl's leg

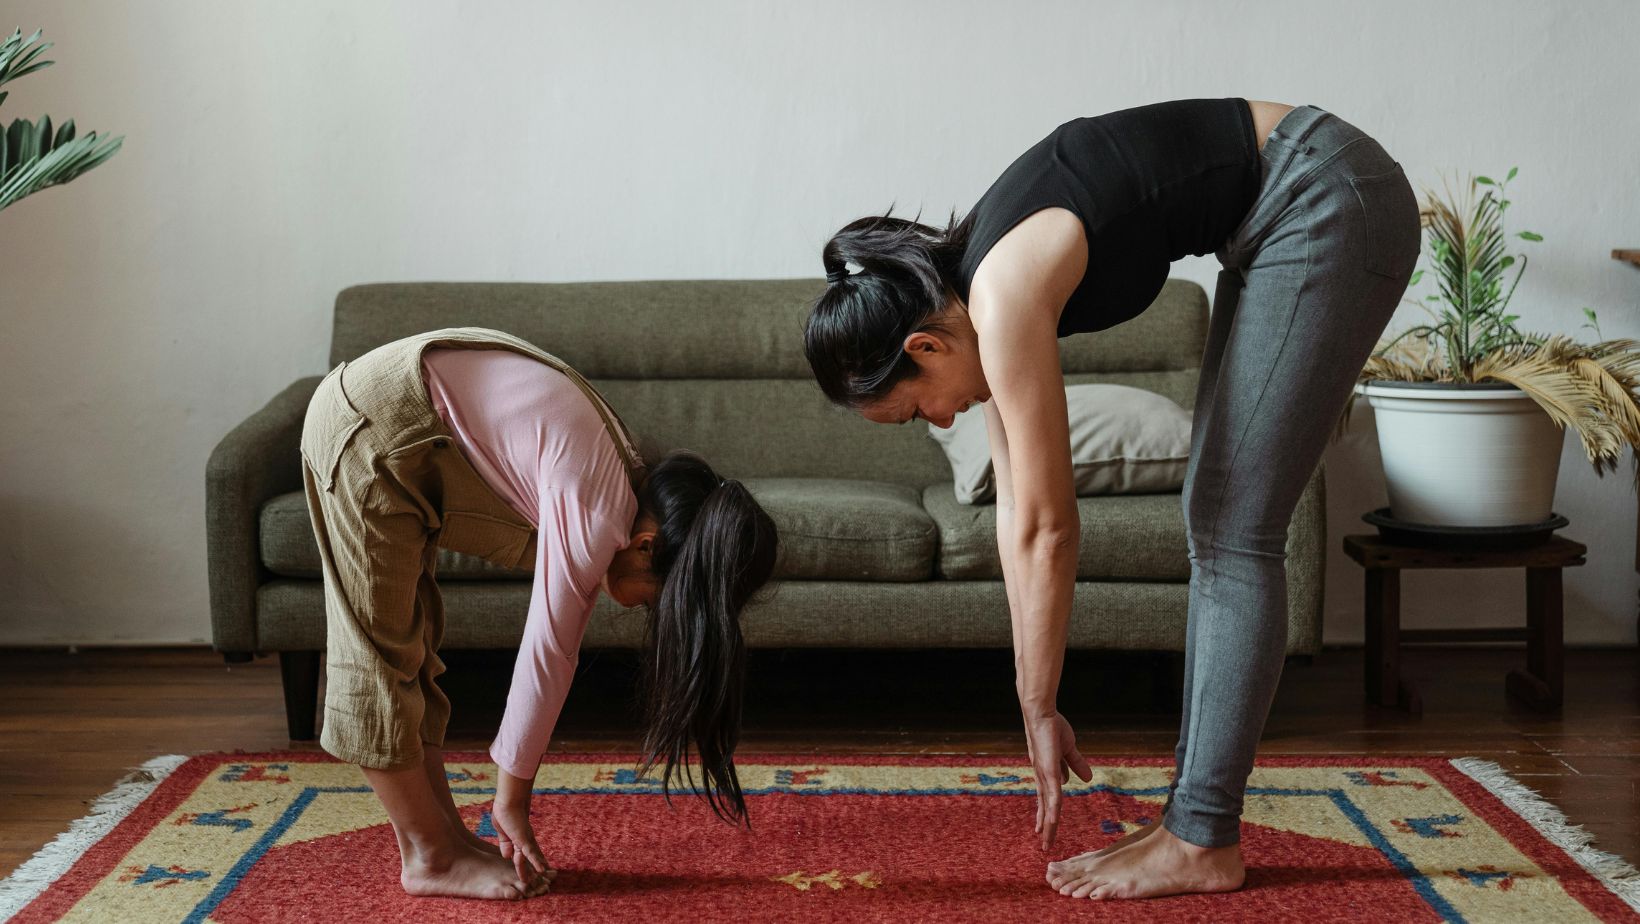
[304,462,543,900]
[363,760,533,900]
[421,744,502,855]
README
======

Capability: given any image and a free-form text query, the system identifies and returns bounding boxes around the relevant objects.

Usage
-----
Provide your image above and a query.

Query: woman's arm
[967,206,1092,849]
[981,401,1027,666]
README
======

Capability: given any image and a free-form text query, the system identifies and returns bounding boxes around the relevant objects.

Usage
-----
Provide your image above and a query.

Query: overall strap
[409,327,646,482]
[544,356,646,481]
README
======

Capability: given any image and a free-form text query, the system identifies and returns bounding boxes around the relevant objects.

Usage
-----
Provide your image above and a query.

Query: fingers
[1069,746,1094,783]
[523,841,549,877]
[1040,776,1062,850]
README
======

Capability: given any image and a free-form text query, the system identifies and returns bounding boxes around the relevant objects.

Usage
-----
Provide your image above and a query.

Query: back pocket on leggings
[301,361,369,492]
[1350,163,1421,281]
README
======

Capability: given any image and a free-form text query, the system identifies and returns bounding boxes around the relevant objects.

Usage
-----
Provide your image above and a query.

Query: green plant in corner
[1342,168,1640,482]
[0,27,123,213]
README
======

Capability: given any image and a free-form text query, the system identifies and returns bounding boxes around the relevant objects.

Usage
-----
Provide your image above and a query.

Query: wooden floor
[1,645,1636,880]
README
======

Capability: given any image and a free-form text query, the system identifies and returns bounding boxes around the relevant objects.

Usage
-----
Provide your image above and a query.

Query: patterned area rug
[2,753,1636,923]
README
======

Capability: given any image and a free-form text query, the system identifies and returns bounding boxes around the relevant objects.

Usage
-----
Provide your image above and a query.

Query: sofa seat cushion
[261,477,938,583]
[260,491,531,580]
[921,482,1190,581]
[740,477,936,581]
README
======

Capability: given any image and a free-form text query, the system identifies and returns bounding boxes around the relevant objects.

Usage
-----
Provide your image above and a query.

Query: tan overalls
[299,327,646,770]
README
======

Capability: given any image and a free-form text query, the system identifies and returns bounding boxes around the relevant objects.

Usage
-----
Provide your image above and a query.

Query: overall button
[434,438,449,448]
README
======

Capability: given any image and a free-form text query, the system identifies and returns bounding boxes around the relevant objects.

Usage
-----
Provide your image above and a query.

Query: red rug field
[2,752,1636,922]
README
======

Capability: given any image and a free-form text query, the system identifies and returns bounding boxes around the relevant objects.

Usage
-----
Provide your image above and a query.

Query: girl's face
[858,322,991,430]
[601,511,659,607]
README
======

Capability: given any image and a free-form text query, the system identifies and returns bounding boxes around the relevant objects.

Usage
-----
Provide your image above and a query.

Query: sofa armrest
[1284,463,1328,656]
[207,376,323,653]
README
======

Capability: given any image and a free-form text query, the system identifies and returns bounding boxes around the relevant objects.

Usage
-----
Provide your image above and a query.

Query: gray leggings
[1162,105,1421,847]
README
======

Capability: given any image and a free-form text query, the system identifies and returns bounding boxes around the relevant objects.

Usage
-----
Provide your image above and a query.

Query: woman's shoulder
[968,207,1087,330]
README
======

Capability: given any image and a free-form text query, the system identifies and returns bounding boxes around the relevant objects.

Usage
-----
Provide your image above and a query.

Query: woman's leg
[1047,264,1246,872]
[1048,111,1419,900]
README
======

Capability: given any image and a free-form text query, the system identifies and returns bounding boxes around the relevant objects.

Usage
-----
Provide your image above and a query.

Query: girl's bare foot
[1045,824,1244,900]
[1047,817,1161,879]
[460,825,504,857]
[401,841,538,900]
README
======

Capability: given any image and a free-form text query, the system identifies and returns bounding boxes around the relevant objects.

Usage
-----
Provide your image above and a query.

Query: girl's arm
[488,481,633,882]
[967,205,1092,850]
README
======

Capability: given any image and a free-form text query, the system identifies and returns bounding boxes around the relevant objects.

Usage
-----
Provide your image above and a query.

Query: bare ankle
[399,835,464,873]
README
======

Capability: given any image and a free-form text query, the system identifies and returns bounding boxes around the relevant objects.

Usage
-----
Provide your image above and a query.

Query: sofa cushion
[260,491,530,580]
[260,476,937,583]
[740,478,936,581]
[921,482,1190,581]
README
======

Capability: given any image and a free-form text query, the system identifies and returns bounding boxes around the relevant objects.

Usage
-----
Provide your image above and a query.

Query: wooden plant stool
[1342,533,1587,714]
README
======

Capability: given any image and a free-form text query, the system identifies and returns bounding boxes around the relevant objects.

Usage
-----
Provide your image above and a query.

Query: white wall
[2,0,1636,646]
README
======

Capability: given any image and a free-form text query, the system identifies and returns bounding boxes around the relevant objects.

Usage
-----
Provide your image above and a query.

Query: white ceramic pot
[1357,381,1565,527]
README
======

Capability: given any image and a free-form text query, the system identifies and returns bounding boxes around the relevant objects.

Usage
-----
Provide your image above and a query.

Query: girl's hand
[1023,710,1092,851]
[492,770,554,889]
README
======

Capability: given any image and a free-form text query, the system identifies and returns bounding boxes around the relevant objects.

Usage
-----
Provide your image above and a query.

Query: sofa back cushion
[330,278,1206,484]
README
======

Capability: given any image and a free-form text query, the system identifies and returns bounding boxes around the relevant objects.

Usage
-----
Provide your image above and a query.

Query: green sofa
[207,278,1325,739]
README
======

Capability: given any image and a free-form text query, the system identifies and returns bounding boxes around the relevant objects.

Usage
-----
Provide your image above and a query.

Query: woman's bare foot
[1044,824,1244,900]
[1047,817,1161,880]
[401,841,540,900]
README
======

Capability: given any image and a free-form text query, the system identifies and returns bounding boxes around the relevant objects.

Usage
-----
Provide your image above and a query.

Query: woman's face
[858,316,991,430]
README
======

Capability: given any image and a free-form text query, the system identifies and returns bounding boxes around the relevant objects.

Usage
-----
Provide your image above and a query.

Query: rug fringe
[0,754,190,922]
[1450,756,1640,913]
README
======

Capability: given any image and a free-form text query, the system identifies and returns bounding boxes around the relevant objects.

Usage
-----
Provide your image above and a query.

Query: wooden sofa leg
[1151,652,1185,712]
[279,650,321,741]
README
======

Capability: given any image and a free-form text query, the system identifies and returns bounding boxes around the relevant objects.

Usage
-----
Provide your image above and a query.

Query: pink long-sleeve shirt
[420,347,639,782]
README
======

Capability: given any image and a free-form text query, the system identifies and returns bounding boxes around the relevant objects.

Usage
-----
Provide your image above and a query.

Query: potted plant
[1348,168,1640,530]
[0,27,123,212]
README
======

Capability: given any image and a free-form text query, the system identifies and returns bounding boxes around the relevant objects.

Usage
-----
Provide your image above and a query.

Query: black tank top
[954,98,1260,337]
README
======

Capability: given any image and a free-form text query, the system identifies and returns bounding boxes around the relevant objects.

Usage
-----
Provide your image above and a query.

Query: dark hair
[633,449,779,827]
[804,205,974,409]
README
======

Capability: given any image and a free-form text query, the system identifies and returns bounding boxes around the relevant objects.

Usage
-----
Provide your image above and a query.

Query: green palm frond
[0,28,122,213]
[0,27,54,108]
[0,115,123,209]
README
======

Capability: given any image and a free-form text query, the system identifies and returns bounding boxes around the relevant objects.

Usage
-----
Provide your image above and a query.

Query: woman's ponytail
[807,205,974,408]
[635,450,779,826]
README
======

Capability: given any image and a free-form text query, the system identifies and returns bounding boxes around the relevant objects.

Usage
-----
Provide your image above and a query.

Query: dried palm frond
[1335,167,1640,483]
[1469,336,1638,481]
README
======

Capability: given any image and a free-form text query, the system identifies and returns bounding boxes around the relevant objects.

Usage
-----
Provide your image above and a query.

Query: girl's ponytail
[635,450,779,825]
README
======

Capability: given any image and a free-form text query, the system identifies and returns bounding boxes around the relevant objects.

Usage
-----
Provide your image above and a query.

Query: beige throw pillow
[928,384,1192,505]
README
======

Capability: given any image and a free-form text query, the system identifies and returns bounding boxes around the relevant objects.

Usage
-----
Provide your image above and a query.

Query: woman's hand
[1023,710,1092,851]
[492,770,555,890]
